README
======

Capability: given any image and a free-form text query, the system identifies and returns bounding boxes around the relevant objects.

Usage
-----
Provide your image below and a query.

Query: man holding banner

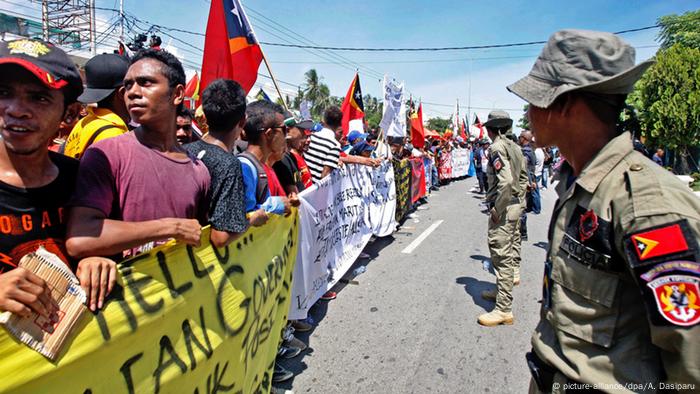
[67,49,209,260]
[0,39,117,314]
[239,101,296,226]
[183,79,249,248]
[305,106,342,184]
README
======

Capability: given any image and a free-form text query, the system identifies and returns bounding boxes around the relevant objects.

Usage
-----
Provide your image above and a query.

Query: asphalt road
[280,177,557,394]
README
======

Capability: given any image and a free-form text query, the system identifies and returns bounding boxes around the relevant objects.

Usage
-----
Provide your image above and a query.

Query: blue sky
[2,0,699,125]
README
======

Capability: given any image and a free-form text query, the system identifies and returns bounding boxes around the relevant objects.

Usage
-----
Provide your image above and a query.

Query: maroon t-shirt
[70,133,210,254]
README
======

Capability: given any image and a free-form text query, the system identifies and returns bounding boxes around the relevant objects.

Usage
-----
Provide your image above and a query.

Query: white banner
[451,148,470,178]
[289,161,397,320]
[380,76,406,138]
[300,100,312,120]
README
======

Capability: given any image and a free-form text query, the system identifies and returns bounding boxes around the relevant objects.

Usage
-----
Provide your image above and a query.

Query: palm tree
[302,69,331,118]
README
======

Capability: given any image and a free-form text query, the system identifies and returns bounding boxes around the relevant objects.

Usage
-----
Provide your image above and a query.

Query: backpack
[237,151,269,205]
[58,124,118,158]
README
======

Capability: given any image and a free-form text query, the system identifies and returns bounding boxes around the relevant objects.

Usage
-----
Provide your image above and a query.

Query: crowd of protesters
[0,39,430,387]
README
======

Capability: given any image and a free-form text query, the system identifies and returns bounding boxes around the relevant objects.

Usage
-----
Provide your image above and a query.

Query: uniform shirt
[533,132,700,388]
[305,127,340,183]
[63,107,128,159]
[485,135,527,216]
[0,152,78,272]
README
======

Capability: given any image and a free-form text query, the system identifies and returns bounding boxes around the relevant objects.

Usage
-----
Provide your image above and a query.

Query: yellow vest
[63,107,128,159]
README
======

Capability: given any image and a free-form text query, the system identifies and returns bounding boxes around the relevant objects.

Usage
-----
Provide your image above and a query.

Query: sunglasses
[260,124,289,134]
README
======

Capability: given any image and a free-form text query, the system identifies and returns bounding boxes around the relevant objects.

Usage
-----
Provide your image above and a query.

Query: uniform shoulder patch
[625,219,700,327]
[625,220,695,267]
[646,272,700,326]
[490,152,503,171]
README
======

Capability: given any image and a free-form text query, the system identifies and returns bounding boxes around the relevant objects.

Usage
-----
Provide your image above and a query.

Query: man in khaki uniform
[507,29,700,392]
[479,110,527,326]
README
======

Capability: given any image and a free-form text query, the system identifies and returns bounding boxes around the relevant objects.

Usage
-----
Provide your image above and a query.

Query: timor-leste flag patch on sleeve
[630,222,690,261]
[624,219,700,327]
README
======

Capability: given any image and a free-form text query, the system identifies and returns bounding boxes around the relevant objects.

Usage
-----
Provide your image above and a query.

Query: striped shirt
[304,127,340,183]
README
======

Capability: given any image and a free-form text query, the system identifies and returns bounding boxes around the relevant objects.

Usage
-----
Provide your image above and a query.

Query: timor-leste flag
[341,73,365,136]
[200,0,262,95]
[473,114,485,140]
[410,103,425,149]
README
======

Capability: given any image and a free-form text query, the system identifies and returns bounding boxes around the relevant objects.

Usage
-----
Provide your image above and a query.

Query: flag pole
[239,0,288,111]
[467,56,472,131]
[377,76,389,159]
[260,52,288,111]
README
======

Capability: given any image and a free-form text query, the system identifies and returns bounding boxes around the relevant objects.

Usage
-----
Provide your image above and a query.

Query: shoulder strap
[57,139,67,155]
[80,124,119,157]
[238,151,269,204]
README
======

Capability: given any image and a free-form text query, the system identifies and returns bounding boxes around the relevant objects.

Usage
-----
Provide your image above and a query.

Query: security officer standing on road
[507,29,700,392]
[479,110,528,327]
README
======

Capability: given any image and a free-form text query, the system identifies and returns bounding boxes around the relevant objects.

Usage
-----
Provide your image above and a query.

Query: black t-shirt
[183,140,248,234]
[273,152,304,194]
[0,151,79,273]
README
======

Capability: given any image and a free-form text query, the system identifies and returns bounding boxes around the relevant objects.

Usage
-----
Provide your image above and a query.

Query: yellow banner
[0,213,298,394]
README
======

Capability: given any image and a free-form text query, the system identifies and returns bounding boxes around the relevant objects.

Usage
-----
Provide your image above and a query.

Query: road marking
[401,220,444,254]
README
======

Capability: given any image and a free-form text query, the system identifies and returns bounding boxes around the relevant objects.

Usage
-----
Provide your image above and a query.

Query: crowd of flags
[181,0,487,144]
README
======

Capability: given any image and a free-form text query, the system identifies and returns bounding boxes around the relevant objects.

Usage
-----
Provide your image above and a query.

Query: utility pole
[90,0,96,55]
[467,57,472,129]
[41,0,48,41]
[35,0,95,52]
[119,0,125,42]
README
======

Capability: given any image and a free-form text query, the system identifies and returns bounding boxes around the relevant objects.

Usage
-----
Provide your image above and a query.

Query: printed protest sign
[451,148,470,178]
[289,162,396,320]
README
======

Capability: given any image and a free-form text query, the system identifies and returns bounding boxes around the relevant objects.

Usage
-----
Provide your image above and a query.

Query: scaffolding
[33,0,96,54]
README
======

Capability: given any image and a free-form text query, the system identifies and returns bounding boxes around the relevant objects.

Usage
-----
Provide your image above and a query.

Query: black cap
[78,53,129,104]
[0,39,83,103]
[295,120,315,131]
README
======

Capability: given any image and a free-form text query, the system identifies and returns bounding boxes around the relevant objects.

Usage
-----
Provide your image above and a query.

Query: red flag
[410,103,425,149]
[185,72,200,100]
[200,0,263,95]
[459,119,467,140]
[183,72,200,109]
[473,114,485,139]
[341,73,365,136]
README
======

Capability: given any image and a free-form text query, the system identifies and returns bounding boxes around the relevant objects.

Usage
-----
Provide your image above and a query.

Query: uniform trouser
[513,213,522,282]
[487,203,523,313]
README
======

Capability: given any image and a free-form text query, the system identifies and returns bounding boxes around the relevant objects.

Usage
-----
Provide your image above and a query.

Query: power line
[269,44,661,65]
[84,5,671,55]
[245,6,385,80]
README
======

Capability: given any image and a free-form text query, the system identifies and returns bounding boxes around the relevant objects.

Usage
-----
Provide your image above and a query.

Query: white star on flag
[231,4,243,27]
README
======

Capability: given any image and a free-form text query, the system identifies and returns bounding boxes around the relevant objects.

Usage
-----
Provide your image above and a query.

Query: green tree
[292,87,304,110]
[426,117,451,133]
[301,69,332,119]
[658,9,700,49]
[516,104,530,130]
[363,94,383,129]
[633,43,700,173]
